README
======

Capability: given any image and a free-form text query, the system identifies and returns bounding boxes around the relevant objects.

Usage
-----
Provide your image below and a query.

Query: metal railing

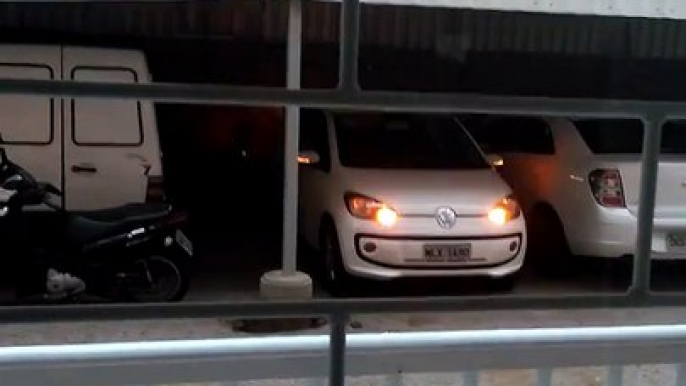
[0,0,685,386]
[4,323,686,385]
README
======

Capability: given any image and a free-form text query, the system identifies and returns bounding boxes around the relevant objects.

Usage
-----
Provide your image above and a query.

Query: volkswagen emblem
[435,206,457,229]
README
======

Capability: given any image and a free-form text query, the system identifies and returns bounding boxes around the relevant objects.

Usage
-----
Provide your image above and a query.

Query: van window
[333,112,489,170]
[574,119,686,154]
[71,67,143,146]
[0,64,53,144]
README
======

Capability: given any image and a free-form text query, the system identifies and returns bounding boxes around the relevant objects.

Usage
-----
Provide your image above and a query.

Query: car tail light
[488,195,521,226]
[589,169,625,208]
[344,192,398,227]
[146,175,165,202]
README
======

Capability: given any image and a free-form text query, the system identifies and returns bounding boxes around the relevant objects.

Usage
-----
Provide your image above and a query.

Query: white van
[0,44,163,210]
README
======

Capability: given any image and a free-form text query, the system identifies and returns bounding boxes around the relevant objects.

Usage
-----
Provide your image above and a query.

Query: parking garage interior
[1,0,686,299]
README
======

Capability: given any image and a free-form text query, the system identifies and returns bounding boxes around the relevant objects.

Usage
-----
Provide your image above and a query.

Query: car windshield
[333,112,489,169]
[575,118,686,154]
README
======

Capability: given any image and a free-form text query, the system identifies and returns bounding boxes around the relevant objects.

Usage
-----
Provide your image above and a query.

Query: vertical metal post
[339,0,361,90]
[305,378,326,386]
[385,372,404,386]
[329,313,348,386]
[462,371,479,386]
[536,368,553,386]
[282,0,303,275]
[630,116,664,296]
[607,366,624,386]
[676,364,686,386]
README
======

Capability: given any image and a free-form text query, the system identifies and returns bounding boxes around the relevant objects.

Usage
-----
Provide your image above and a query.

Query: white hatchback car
[297,109,527,293]
[467,116,686,273]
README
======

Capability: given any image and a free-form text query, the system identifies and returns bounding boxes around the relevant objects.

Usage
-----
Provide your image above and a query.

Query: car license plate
[175,230,193,256]
[422,243,472,262]
[666,233,686,254]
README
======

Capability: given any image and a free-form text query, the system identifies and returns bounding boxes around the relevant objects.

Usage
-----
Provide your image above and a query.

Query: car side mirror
[298,150,320,165]
[485,154,504,168]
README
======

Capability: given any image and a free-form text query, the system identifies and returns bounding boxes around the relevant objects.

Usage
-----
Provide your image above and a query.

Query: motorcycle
[0,140,194,303]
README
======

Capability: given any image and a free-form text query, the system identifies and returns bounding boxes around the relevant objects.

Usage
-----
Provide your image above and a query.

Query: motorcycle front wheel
[125,255,189,302]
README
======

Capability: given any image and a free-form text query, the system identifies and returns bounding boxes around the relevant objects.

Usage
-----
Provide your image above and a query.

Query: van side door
[0,46,62,204]
[63,47,159,210]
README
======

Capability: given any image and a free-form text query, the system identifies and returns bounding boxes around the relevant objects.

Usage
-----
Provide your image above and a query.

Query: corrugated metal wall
[1,1,686,59]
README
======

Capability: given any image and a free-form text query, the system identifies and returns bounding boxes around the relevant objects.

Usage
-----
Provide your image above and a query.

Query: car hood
[339,168,512,216]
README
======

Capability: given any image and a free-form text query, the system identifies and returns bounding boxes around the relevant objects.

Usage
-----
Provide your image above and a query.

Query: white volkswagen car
[297,109,527,294]
[467,116,686,274]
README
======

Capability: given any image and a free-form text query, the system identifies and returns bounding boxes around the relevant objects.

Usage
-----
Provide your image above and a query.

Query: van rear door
[0,45,62,202]
[63,47,158,210]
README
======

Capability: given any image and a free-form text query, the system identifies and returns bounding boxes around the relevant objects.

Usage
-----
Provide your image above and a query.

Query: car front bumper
[335,214,527,280]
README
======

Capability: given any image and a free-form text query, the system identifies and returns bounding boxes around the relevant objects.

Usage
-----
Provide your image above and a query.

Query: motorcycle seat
[68,203,172,243]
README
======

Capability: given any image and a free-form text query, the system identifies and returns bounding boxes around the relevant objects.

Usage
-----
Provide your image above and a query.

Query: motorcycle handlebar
[38,182,63,212]
[39,182,63,197]
[43,199,61,211]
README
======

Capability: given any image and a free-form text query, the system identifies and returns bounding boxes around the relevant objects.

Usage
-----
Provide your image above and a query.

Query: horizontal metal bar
[2,78,686,118]
[4,324,686,386]
[4,0,685,20]
[2,292,686,324]
[0,0,189,2]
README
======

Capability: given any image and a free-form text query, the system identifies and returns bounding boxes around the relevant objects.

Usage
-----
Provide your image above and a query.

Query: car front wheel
[320,222,353,296]
[489,273,519,293]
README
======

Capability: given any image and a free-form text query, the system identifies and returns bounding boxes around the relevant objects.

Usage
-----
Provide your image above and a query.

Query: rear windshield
[333,112,489,170]
[574,119,686,154]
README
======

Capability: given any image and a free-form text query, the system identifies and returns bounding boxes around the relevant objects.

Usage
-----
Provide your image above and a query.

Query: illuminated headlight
[345,192,398,227]
[488,195,521,226]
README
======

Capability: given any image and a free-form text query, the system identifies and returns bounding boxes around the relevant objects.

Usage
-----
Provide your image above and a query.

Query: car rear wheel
[320,222,353,296]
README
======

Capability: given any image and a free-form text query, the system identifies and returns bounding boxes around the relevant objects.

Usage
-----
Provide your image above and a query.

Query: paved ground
[3,227,686,385]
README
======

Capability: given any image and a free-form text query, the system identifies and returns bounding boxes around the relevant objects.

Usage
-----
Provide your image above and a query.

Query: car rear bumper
[568,209,686,258]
